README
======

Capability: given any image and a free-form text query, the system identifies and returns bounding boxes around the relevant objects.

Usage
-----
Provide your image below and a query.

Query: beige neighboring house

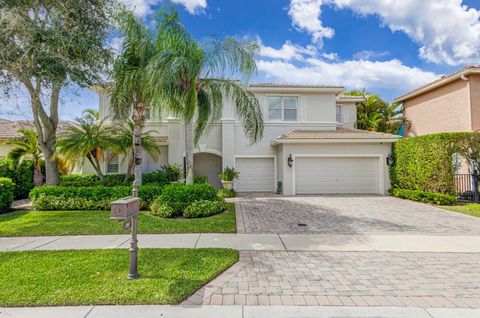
[395,65,480,137]
[90,83,401,195]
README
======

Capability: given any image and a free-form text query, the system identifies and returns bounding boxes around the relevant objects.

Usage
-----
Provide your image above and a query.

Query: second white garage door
[235,157,275,192]
[295,157,379,194]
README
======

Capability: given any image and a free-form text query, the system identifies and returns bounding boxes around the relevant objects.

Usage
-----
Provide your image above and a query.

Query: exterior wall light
[386,153,395,167]
[288,154,294,167]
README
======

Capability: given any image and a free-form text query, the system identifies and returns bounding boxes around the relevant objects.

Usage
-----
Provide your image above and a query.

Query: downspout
[460,74,472,132]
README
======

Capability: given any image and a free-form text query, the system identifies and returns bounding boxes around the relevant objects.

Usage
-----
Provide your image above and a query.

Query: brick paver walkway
[236,196,480,235]
[185,251,480,308]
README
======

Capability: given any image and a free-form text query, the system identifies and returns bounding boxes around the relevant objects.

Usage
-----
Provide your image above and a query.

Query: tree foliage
[0,0,114,185]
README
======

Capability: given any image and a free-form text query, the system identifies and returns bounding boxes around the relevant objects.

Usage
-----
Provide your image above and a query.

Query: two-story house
[92,83,400,195]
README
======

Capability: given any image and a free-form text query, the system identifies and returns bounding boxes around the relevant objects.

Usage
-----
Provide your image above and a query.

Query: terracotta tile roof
[248,83,344,89]
[277,128,401,140]
[0,120,73,141]
[152,136,168,143]
[395,65,480,102]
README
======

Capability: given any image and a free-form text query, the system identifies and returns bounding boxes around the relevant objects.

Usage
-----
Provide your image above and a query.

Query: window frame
[107,154,119,174]
[267,95,299,122]
[336,105,343,123]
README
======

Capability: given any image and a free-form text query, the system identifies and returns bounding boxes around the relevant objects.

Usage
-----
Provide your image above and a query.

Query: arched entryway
[193,152,223,189]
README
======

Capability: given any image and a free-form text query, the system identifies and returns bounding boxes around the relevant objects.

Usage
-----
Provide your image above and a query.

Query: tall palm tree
[379,101,403,134]
[112,120,161,180]
[55,109,117,179]
[109,9,157,196]
[5,129,43,186]
[147,10,264,183]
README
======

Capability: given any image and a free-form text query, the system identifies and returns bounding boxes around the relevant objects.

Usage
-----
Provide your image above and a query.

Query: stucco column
[221,118,235,169]
[167,117,184,166]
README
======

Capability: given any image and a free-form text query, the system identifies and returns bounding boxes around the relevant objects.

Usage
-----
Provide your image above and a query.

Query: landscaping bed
[0,203,236,236]
[0,248,238,306]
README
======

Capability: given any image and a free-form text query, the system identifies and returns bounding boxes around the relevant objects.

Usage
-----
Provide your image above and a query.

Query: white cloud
[288,0,480,65]
[257,58,438,91]
[259,40,317,61]
[171,0,207,14]
[353,50,389,60]
[119,0,207,16]
[321,52,338,60]
[288,0,334,45]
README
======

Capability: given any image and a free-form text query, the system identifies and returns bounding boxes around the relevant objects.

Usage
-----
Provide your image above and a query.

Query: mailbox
[110,196,140,220]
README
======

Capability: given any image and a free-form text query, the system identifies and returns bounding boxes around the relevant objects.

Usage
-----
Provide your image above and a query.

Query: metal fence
[455,173,479,203]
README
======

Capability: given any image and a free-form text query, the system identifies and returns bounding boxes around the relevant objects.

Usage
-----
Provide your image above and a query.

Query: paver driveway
[236,195,480,235]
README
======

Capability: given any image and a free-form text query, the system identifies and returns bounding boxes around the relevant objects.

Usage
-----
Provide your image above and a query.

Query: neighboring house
[395,65,480,137]
[92,83,400,195]
[0,119,71,160]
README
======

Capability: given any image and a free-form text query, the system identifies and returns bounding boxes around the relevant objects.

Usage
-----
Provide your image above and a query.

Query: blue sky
[2,0,480,120]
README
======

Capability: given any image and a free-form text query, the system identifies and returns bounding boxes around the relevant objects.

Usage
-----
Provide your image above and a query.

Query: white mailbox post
[111,196,140,279]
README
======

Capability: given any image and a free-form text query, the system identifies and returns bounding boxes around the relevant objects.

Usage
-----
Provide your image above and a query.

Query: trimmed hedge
[218,188,235,199]
[0,159,35,199]
[390,132,480,195]
[30,185,164,211]
[183,200,226,218]
[150,183,218,218]
[391,188,457,205]
[60,170,168,187]
[0,177,15,212]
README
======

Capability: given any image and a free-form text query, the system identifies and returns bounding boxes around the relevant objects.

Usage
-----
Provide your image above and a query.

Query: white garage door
[235,158,274,192]
[295,157,379,194]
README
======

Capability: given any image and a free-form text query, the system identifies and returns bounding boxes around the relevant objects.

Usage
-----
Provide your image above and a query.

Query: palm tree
[109,9,157,196]
[5,129,43,186]
[379,101,403,134]
[55,109,117,179]
[112,120,161,180]
[147,10,264,183]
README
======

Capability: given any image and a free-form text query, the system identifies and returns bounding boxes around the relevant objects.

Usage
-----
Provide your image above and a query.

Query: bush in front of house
[30,184,164,210]
[150,183,218,217]
[0,177,15,212]
[0,159,35,199]
[193,176,208,184]
[60,170,169,187]
[391,188,457,205]
[217,188,235,199]
[390,132,480,195]
[183,200,226,218]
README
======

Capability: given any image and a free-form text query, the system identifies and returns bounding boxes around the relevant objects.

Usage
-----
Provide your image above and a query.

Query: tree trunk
[184,119,194,184]
[40,145,60,186]
[132,103,145,197]
[33,165,43,186]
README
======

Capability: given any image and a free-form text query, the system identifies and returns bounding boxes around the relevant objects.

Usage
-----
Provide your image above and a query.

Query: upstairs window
[268,96,298,121]
[336,105,343,123]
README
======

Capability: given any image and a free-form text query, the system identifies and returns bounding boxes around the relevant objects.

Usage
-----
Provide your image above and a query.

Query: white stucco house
[90,83,400,195]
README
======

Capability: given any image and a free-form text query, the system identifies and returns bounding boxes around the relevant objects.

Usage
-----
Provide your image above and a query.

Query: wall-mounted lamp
[386,153,394,167]
[287,154,294,167]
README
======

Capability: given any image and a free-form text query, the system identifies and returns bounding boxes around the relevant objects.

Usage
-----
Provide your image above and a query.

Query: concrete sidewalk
[2,233,480,253]
[1,305,479,318]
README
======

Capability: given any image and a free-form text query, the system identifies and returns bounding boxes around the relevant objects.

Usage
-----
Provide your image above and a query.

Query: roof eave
[395,69,480,102]
[249,86,345,94]
[271,138,400,146]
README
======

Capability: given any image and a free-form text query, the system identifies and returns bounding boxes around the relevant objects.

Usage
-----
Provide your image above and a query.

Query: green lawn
[0,248,238,306]
[440,203,480,218]
[0,203,236,236]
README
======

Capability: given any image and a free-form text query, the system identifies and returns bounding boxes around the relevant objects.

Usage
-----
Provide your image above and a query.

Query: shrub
[183,200,226,218]
[30,184,164,211]
[390,132,480,195]
[218,188,235,199]
[193,176,208,184]
[218,166,239,181]
[0,159,35,199]
[150,200,176,218]
[0,177,15,212]
[391,188,457,205]
[161,164,182,182]
[60,170,168,187]
[151,183,218,217]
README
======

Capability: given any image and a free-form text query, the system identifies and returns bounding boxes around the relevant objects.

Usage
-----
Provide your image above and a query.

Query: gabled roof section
[0,120,73,141]
[272,128,401,145]
[395,65,480,102]
[336,94,365,103]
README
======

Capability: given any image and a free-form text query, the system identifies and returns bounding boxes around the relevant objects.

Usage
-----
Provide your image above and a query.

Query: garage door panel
[235,158,274,192]
[295,157,379,194]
